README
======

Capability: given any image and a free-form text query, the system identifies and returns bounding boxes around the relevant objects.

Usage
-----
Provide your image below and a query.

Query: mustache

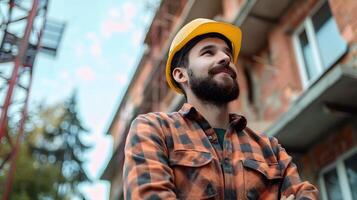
[208,65,237,79]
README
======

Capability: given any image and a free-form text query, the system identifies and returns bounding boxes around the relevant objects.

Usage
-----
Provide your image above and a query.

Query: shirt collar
[178,103,247,132]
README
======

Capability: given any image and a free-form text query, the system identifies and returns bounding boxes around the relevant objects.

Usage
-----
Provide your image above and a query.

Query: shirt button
[208,135,213,140]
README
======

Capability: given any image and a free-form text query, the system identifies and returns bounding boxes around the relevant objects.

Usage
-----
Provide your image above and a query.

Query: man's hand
[281,194,295,200]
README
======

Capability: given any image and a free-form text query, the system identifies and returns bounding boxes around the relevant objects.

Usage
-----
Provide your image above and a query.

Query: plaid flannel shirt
[123,103,318,200]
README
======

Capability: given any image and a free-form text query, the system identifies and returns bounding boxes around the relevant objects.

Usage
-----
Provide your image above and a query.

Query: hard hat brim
[166,21,242,94]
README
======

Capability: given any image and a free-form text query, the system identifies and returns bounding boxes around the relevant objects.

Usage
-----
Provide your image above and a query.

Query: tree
[1,92,91,199]
[0,133,61,200]
[29,92,92,199]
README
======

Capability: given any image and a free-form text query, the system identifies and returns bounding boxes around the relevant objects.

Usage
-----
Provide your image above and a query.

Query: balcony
[266,62,357,152]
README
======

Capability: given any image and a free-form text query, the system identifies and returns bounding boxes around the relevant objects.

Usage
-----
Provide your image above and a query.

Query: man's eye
[202,50,213,55]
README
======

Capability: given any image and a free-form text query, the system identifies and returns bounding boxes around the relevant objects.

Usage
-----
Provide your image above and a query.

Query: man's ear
[172,67,188,85]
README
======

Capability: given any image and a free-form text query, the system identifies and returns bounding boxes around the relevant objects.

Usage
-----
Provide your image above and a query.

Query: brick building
[101,0,357,199]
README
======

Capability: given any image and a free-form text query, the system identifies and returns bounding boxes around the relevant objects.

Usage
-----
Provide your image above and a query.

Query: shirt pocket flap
[169,150,213,167]
[243,159,283,180]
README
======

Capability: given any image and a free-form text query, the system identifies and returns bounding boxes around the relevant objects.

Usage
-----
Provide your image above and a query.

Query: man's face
[186,37,239,105]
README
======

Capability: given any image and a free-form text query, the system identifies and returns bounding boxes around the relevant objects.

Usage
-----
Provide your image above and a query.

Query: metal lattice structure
[0,0,65,198]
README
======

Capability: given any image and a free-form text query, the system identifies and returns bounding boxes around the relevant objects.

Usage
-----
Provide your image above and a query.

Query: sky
[28,0,159,199]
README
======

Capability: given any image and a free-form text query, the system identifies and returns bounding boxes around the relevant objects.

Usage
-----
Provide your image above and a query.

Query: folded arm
[270,137,319,200]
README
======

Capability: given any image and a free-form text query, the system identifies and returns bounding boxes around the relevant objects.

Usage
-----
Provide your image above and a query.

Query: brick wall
[228,0,357,123]
[222,0,246,22]
[298,121,357,184]
[329,0,357,43]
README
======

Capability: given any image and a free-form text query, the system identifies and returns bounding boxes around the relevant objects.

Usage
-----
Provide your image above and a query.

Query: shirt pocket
[242,159,283,200]
[169,149,219,200]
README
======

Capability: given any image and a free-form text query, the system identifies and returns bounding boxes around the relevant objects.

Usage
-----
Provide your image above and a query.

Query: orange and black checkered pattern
[123,103,318,200]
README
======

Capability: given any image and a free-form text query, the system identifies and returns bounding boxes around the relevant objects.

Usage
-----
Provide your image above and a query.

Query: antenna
[0,0,65,198]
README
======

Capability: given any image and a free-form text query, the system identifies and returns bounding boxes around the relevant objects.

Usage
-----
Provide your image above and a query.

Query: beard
[188,69,240,106]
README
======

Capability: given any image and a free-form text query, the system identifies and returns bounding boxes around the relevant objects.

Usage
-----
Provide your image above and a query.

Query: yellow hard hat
[165,18,242,94]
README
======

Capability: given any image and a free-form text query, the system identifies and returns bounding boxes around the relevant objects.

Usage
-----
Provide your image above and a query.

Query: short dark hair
[170,33,232,91]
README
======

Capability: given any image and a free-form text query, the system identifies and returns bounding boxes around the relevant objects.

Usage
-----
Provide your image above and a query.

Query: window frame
[318,147,357,200]
[292,0,347,89]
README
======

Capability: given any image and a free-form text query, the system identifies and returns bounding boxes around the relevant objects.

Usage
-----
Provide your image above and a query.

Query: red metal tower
[0,0,65,198]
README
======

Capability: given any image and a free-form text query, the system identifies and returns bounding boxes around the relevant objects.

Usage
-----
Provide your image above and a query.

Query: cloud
[76,66,96,81]
[109,8,120,18]
[121,2,137,21]
[59,69,70,79]
[100,2,138,38]
[101,20,132,38]
[90,41,102,58]
[115,73,128,85]
[85,32,102,58]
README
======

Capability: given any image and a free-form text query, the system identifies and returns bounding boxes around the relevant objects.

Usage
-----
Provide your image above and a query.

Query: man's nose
[217,51,231,66]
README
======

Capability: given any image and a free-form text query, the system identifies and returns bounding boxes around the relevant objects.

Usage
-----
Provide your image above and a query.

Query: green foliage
[29,92,92,199]
[0,91,91,200]
[0,142,61,199]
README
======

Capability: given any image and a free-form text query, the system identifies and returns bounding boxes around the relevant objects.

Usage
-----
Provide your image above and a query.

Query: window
[345,154,357,199]
[293,0,347,88]
[319,149,357,200]
[323,168,343,200]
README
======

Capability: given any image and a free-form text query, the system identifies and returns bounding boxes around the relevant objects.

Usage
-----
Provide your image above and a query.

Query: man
[123,18,318,200]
